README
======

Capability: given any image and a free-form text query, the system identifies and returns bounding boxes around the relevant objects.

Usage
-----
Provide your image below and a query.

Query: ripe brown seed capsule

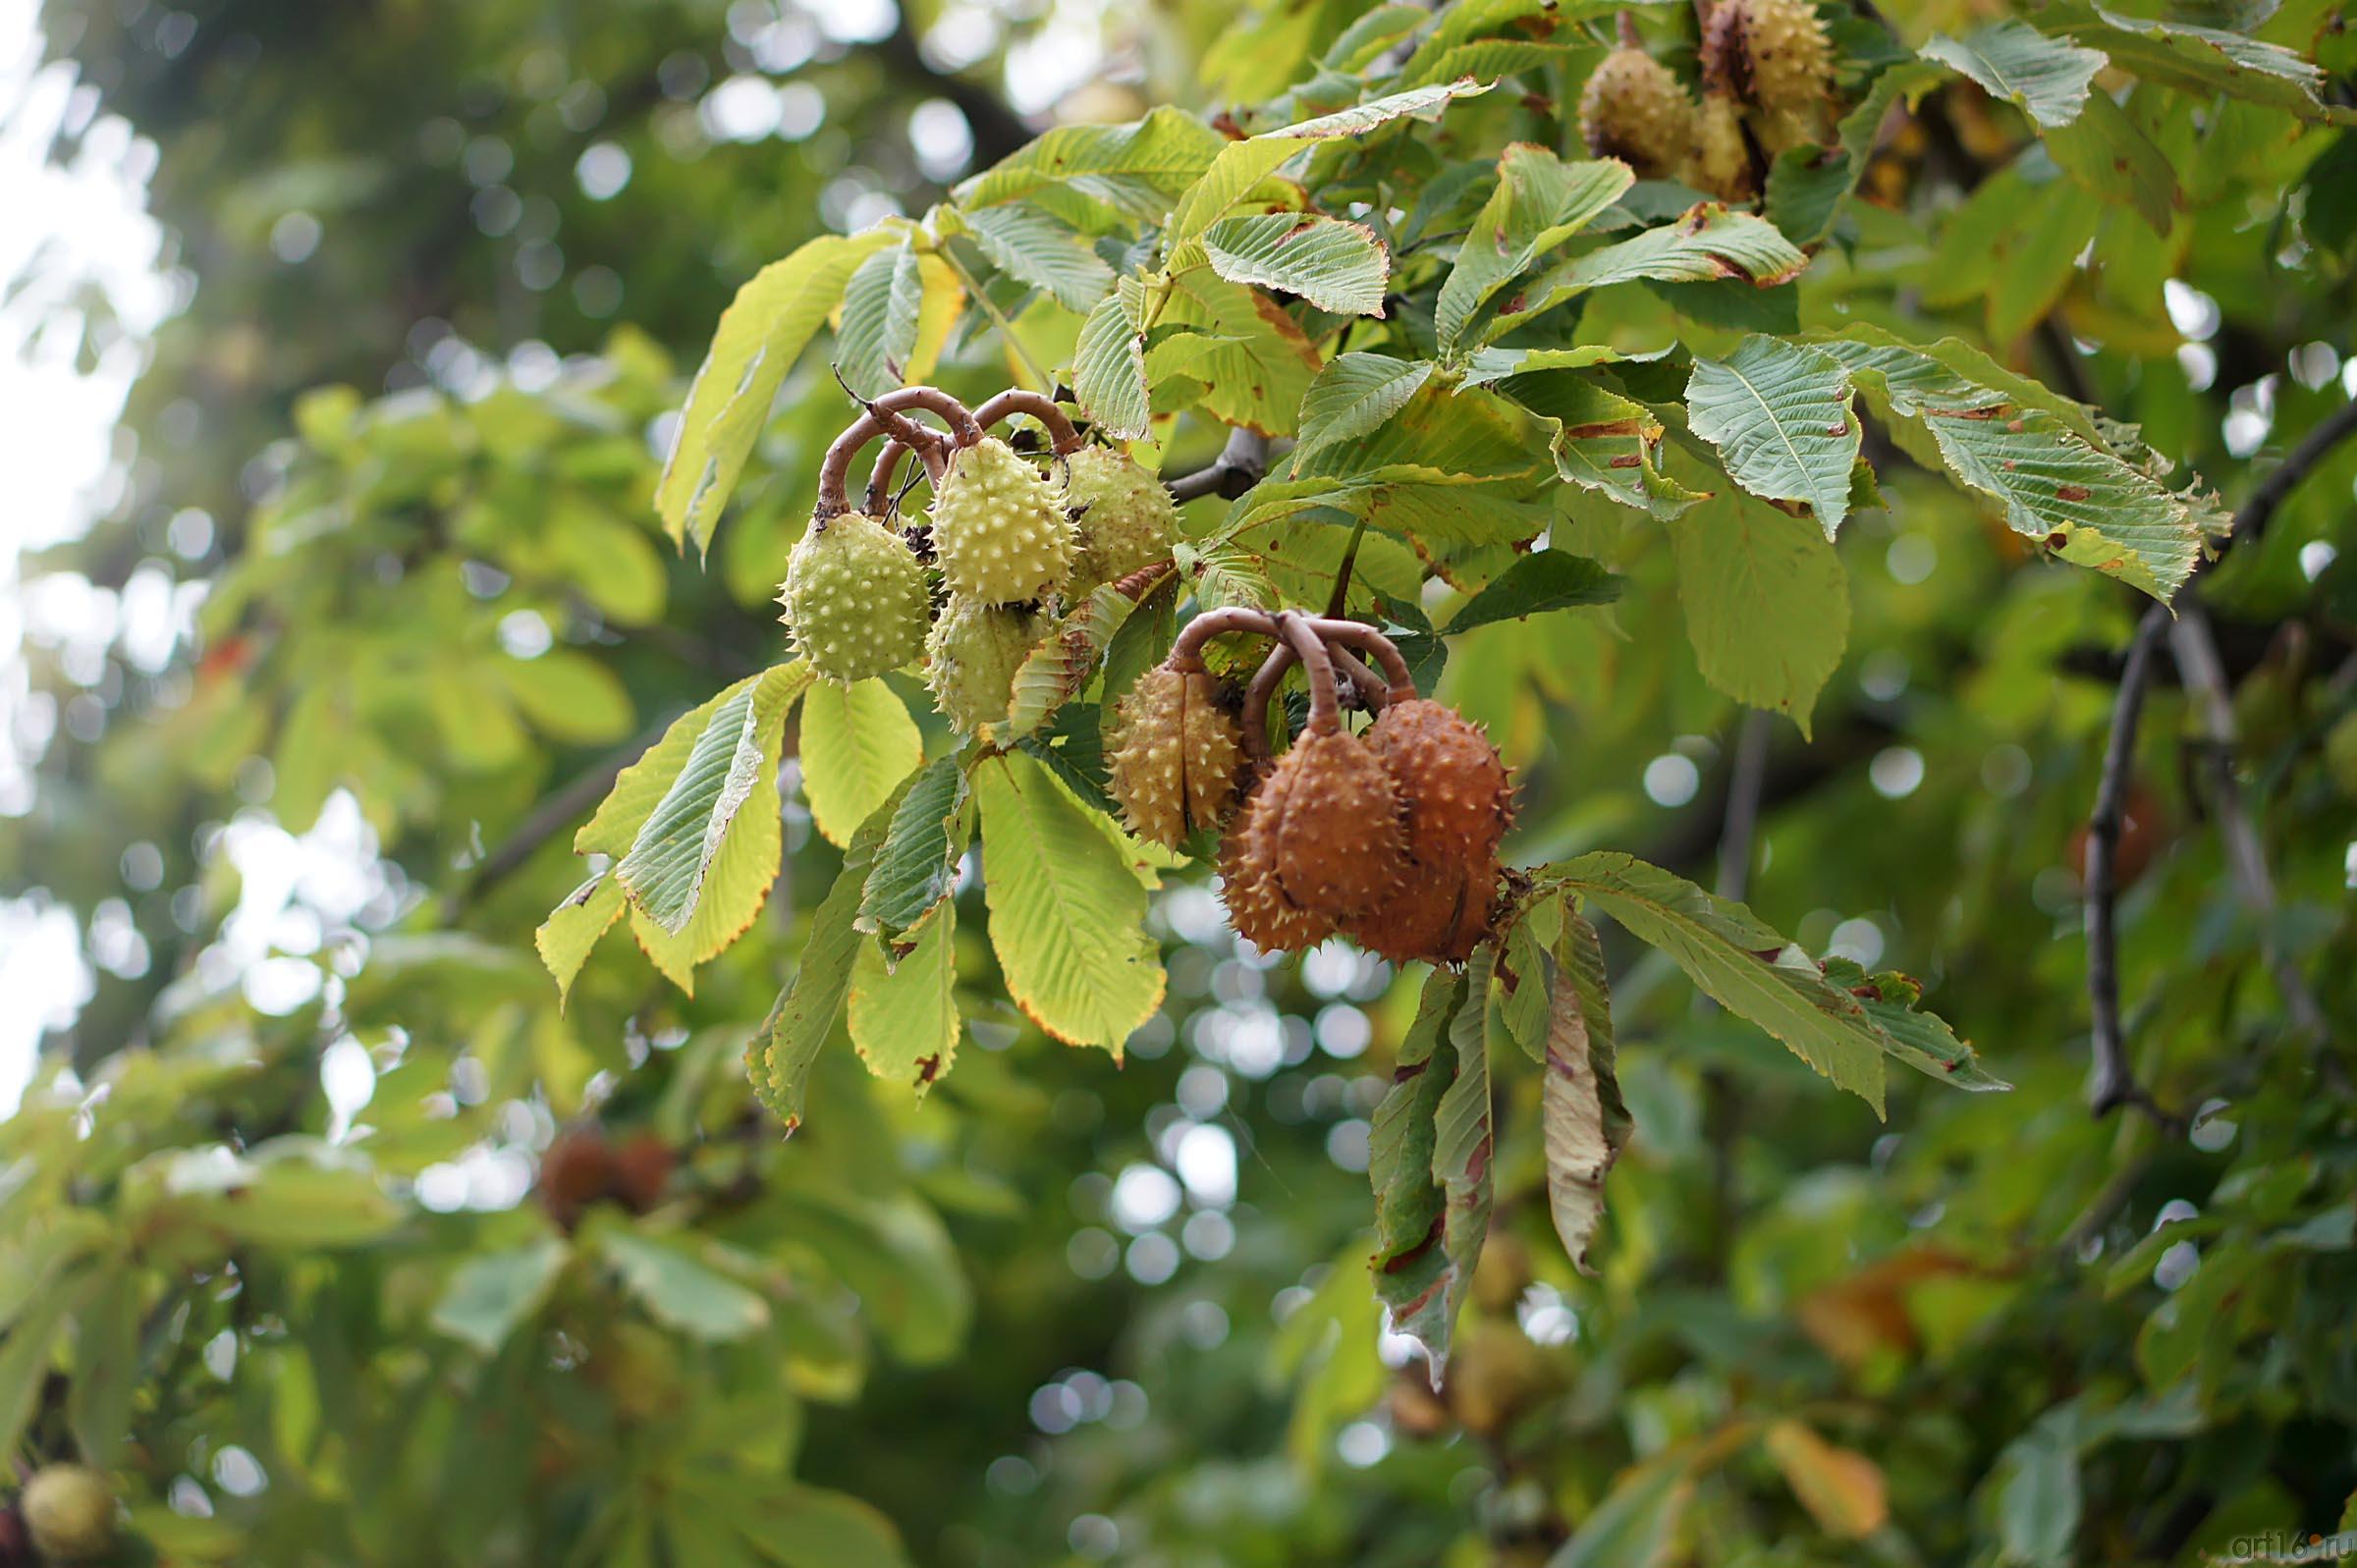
[1218,765,1336,955]
[1343,850,1500,966]
[1342,697,1514,964]
[1107,665,1245,848]
[536,1126,615,1230]
[1265,729,1408,918]
[610,1132,675,1215]
[1367,698,1513,863]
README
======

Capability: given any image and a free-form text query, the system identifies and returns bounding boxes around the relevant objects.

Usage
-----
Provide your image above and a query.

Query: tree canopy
[6,1,2357,1564]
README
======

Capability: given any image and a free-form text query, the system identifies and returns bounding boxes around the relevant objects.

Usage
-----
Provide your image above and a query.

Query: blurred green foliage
[6,2,2357,1566]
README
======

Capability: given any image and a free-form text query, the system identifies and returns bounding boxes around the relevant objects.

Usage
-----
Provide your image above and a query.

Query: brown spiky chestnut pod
[1219,757,1339,954]
[1251,616,1409,920]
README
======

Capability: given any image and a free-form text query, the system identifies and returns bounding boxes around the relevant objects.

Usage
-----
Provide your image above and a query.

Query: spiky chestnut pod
[1578,45,1699,181]
[1108,664,1245,847]
[1687,92,1756,200]
[777,512,930,683]
[929,436,1074,605]
[926,595,1048,734]
[1367,698,1514,862]
[21,1467,115,1562]
[1257,729,1409,919]
[1063,445,1178,593]
[1701,0,1834,119]
[1219,767,1336,954]
[1343,850,1500,965]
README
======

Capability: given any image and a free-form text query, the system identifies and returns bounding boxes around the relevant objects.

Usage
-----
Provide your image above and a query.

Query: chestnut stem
[815,410,892,519]
[868,385,984,447]
[974,389,1085,455]
[1275,612,1343,735]
[1303,617,1417,701]
[865,437,947,514]
[1327,644,1393,710]
[1169,605,1283,673]
[1242,642,1295,767]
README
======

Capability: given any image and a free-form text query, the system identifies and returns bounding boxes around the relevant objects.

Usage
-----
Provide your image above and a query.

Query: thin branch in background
[2083,604,2176,1127]
[1714,709,1775,903]
[2166,602,2329,1042]
[1322,518,1368,620]
[2081,397,2357,1124]
[1165,428,1271,504]
[439,713,683,921]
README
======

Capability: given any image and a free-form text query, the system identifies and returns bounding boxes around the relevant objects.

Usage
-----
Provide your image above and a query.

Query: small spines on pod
[926,595,1048,734]
[1342,698,1515,964]
[1366,698,1515,864]
[1578,42,1699,181]
[1701,0,1835,150]
[1218,764,1335,954]
[929,435,1074,606]
[1343,850,1500,966]
[1064,445,1178,594]
[1266,729,1409,919]
[1107,664,1244,848]
[776,511,930,683]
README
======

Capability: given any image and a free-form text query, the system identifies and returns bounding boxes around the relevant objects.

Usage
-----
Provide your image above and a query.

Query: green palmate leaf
[856,756,973,940]
[833,239,923,399]
[1199,213,1390,316]
[1166,79,1490,242]
[1494,205,1807,340]
[1551,1457,1695,1568]
[798,677,924,848]
[1686,336,1863,538]
[972,751,1165,1054]
[1765,145,1854,248]
[953,105,1228,223]
[2050,4,2342,123]
[744,1485,914,1568]
[65,1264,137,1467]
[430,1237,571,1355]
[657,230,897,552]
[536,873,626,1006]
[0,1270,90,1460]
[1810,327,2204,598]
[1502,373,1704,520]
[1549,851,1889,1113]
[499,651,635,744]
[1293,353,1434,462]
[1147,268,1323,436]
[1455,343,1659,389]
[1423,946,1500,1371]
[618,663,812,932]
[1446,549,1622,631]
[625,762,787,996]
[1544,912,1631,1275]
[1072,280,1151,439]
[1369,969,1465,1363]
[1324,5,1426,72]
[1672,488,1849,736]
[1278,380,1553,542]
[959,203,1116,311]
[1820,957,2010,1092]
[2047,89,2177,237]
[1435,145,1633,351]
[747,791,898,1130]
[1923,22,2109,129]
[594,1227,770,1341]
[848,900,959,1096]
[1398,36,1576,91]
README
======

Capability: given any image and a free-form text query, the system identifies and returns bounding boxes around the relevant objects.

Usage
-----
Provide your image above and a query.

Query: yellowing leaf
[1765,1421,1891,1539]
[799,678,924,848]
[849,900,959,1097]
[972,751,1164,1054]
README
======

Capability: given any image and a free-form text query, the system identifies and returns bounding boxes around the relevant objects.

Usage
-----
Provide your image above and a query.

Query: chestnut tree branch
[1165,429,1270,504]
